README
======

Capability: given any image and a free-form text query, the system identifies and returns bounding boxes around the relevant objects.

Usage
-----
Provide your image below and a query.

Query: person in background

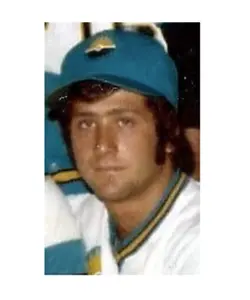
[44,176,87,274]
[161,23,200,181]
[179,102,200,181]
[45,71,89,195]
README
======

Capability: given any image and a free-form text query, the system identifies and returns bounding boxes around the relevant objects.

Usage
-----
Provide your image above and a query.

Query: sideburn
[145,97,195,174]
[145,97,172,165]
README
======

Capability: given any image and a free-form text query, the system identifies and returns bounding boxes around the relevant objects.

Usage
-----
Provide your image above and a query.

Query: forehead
[71,89,150,115]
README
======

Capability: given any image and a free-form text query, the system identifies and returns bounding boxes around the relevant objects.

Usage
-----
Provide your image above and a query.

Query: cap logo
[85,36,116,54]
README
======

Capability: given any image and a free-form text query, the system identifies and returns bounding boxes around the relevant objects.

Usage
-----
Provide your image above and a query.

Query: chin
[95,187,123,202]
[86,170,135,202]
[89,182,128,202]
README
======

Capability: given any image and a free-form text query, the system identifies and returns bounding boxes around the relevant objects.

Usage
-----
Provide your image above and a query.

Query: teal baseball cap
[45,72,60,99]
[47,29,178,109]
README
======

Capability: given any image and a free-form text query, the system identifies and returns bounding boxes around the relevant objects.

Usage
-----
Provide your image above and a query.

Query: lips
[94,166,125,172]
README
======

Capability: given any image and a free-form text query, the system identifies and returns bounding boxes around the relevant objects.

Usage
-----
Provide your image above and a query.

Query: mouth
[94,166,125,172]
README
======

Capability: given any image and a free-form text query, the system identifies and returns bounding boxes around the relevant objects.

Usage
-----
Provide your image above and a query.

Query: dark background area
[132,22,200,128]
[161,23,200,128]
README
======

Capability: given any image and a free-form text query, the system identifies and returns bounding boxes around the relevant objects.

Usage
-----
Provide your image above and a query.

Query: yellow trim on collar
[115,172,187,263]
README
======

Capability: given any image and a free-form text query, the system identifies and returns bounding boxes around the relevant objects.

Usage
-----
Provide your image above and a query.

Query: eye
[117,117,134,127]
[78,119,96,129]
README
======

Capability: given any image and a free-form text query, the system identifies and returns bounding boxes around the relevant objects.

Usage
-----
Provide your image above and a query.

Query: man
[47,29,200,274]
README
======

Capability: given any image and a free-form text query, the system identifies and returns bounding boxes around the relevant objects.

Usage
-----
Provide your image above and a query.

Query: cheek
[70,130,92,162]
[118,129,157,162]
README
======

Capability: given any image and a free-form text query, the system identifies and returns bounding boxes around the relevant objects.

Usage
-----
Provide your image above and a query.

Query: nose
[94,124,117,154]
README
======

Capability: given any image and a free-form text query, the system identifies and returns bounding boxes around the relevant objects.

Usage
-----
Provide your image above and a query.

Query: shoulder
[169,176,200,220]
[45,177,102,225]
[45,177,106,248]
[162,176,200,274]
[45,177,83,247]
[172,176,200,233]
[183,176,200,197]
[66,193,107,251]
[65,191,103,216]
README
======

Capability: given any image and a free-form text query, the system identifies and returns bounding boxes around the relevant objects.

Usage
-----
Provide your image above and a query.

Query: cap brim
[88,74,163,97]
[46,73,164,109]
[45,85,69,109]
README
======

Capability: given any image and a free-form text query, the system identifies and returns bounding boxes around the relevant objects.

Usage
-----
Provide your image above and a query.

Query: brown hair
[48,80,194,174]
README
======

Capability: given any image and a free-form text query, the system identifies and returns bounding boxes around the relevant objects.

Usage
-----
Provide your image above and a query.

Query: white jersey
[66,172,200,275]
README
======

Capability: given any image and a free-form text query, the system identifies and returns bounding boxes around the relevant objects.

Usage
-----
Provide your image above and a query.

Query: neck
[105,165,175,240]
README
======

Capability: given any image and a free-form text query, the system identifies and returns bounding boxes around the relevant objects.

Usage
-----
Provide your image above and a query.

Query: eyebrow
[72,108,141,118]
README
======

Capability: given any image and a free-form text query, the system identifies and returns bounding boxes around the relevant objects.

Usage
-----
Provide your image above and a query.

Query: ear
[165,143,174,154]
[165,125,180,154]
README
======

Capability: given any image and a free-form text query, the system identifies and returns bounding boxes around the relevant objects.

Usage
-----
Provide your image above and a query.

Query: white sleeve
[173,236,200,275]
[44,177,85,248]
[163,225,200,275]
[66,193,91,217]
[177,242,200,274]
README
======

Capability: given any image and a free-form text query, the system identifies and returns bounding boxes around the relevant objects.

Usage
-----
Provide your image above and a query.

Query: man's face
[70,89,165,202]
